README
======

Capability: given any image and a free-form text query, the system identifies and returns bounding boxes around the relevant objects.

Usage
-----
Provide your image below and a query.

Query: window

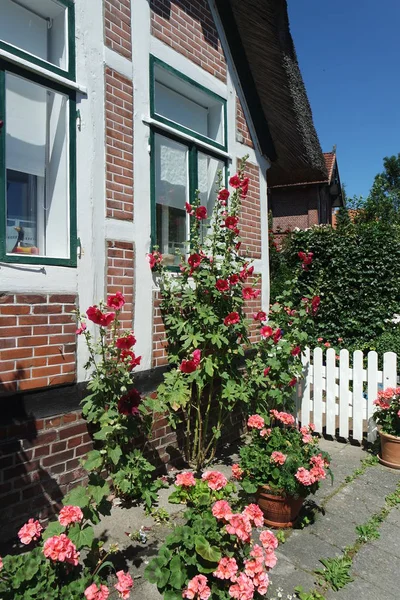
[0,0,76,266]
[150,57,227,268]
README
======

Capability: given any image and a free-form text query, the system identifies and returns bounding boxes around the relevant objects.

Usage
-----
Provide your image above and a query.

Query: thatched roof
[215,0,327,186]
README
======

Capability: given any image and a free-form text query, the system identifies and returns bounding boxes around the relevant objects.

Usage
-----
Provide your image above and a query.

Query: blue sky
[287,0,400,199]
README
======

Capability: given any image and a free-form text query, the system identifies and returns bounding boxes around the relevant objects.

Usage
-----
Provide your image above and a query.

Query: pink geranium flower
[242,503,264,527]
[202,471,227,490]
[228,572,255,600]
[43,534,79,566]
[176,472,196,487]
[18,518,43,545]
[213,557,238,581]
[260,428,271,437]
[212,500,233,521]
[225,513,252,543]
[58,505,83,527]
[295,467,315,486]
[264,549,277,569]
[182,575,211,600]
[115,570,133,599]
[259,530,278,551]
[271,451,287,465]
[244,557,264,577]
[247,414,265,429]
[270,410,295,426]
[253,571,269,594]
[231,464,243,480]
[85,583,110,600]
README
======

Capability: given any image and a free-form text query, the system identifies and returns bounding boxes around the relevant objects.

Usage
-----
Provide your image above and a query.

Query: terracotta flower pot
[378,429,400,469]
[256,486,304,528]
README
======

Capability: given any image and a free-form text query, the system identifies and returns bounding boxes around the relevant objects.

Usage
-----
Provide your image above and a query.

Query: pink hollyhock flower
[264,549,277,569]
[260,428,271,437]
[243,504,264,527]
[224,311,240,326]
[115,570,133,599]
[229,274,240,285]
[247,414,265,429]
[84,583,110,600]
[231,464,243,480]
[271,451,287,466]
[223,215,239,230]
[218,188,230,202]
[176,472,196,487]
[295,467,315,486]
[116,333,136,350]
[192,349,201,366]
[182,575,211,600]
[58,505,83,527]
[229,174,241,188]
[216,279,230,292]
[147,250,163,270]
[202,471,227,491]
[263,367,271,377]
[253,571,269,595]
[196,206,207,220]
[253,311,267,322]
[86,306,115,327]
[18,518,43,545]
[120,350,141,370]
[260,326,273,338]
[186,202,194,215]
[226,513,252,543]
[76,322,87,335]
[212,500,233,521]
[213,557,238,581]
[117,389,141,416]
[242,287,260,300]
[291,346,301,356]
[43,534,79,566]
[228,572,255,600]
[107,291,125,311]
[259,530,278,551]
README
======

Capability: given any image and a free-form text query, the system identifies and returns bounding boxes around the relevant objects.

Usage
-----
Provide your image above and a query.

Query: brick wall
[150,0,226,82]
[270,185,319,232]
[104,0,132,59]
[236,97,253,148]
[105,67,134,221]
[106,241,134,330]
[240,161,262,260]
[152,291,168,368]
[0,294,76,394]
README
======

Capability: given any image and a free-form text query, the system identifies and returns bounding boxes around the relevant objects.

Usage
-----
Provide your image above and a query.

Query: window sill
[0,254,77,268]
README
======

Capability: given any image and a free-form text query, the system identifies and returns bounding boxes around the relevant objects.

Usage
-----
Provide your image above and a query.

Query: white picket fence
[295,348,398,443]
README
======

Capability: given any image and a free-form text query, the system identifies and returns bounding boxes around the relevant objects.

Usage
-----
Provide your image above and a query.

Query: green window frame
[0,2,77,267]
[0,0,75,81]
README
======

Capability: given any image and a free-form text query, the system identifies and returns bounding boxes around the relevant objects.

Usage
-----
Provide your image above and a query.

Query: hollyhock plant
[239,414,332,499]
[75,293,161,508]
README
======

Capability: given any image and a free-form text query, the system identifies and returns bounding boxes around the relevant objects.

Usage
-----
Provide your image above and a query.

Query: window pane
[155,134,189,266]
[5,72,70,258]
[154,64,225,146]
[198,152,225,240]
[1,0,68,71]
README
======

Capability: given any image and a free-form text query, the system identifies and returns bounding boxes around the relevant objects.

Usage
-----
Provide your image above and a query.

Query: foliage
[246,266,319,415]
[148,158,256,469]
[77,294,162,508]
[357,153,400,224]
[268,211,292,300]
[373,386,400,437]
[315,557,353,591]
[274,222,400,349]
[238,414,332,498]
[294,587,326,600]
[0,481,133,599]
[145,469,278,599]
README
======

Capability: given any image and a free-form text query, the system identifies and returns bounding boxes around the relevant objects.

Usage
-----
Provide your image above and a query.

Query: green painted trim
[0,65,77,267]
[150,55,227,152]
[0,0,75,81]
[149,129,156,249]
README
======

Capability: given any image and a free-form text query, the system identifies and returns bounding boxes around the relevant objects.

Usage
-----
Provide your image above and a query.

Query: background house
[270,149,343,233]
[0,0,323,539]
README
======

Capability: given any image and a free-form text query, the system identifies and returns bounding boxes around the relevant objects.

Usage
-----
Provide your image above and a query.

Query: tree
[361,153,400,223]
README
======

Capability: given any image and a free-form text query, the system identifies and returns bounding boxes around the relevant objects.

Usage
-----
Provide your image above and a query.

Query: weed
[148,506,170,523]
[315,556,354,591]
[276,530,287,544]
[355,519,381,542]
[294,587,326,600]
[344,454,378,483]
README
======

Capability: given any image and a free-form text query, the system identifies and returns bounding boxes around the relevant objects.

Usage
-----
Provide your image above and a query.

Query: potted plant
[237,412,332,528]
[373,387,400,468]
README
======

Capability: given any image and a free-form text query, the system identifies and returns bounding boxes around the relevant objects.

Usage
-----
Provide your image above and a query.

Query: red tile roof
[323,152,336,182]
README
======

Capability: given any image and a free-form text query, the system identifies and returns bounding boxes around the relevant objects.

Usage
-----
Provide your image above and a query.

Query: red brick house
[0,0,324,539]
[270,150,343,232]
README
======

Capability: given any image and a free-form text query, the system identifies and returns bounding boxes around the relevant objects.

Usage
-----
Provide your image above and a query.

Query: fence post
[352,350,364,442]
[313,347,323,433]
[326,348,336,436]
[300,347,311,427]
[339,348,350,439]
[367,351,378,443]
[383,352,397,388]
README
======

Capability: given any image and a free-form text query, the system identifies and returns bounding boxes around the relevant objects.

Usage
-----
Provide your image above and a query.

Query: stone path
[94,440,400,599]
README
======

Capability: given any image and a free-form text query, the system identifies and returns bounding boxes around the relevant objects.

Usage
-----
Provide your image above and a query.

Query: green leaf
[67,524,94,549]
[93,426,114,440]
[83,450,103,471]
[63,485,90,508]
[194,535,221,563]
[108,445,123,466]
[169,555,187,589]
[42,520,64,540]
[204,357,214,377]
[241,479,258,494]
[164,591,184,600]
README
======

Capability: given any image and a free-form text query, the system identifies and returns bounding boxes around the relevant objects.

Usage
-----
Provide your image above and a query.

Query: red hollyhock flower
[242,287,260,300]
[260,325,273,338]
[186,202,194,215]
[223,216,239,230]
[107,291,125,311]
[188,253,202,270]
[218,188,230,202]
[311,295,320,314]
[116,333,136,350]
[273,328,283,343]
[289,377,297,387]
[229,174,241,188]
[264,367,271,377]
[240,177,249,198]
[235,241,242,252]
[216,279,230,292]
[196,206,207,220]
[120,349,141,370]
[118,388,141,416]
[86,306,115,327]
[239,264,254,281]
[291,346,301,356]
[253,311,266,322]
[180,349,201,373]
[76,323,87,335]
[224,312,240,326]
[229,274,240,285]
[147,250,163,270]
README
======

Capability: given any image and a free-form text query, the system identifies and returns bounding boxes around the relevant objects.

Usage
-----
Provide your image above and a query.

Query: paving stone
[324,576,397,600]
[275,529,341,573]
[349,542,400,598]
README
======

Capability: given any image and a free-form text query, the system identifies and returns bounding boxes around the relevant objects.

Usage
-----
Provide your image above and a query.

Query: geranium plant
[76,292,161,508]
[239,413,332,497]
[145,469,279,599]
[373,387,400,436]
[148,158,256,469]
[246,254,320,415]
[0,483,133,599]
